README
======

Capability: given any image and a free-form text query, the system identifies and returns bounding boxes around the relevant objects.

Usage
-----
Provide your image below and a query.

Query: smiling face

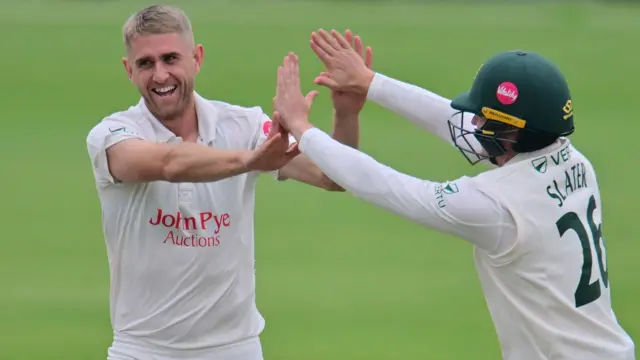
[123,33,203,122]
[121,5,203,122]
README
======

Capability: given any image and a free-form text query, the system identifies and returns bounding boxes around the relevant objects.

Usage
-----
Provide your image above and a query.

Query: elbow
[163,166,182,183]
[329,183,346,192]
[161,148,185,183]
[321,175,346,192]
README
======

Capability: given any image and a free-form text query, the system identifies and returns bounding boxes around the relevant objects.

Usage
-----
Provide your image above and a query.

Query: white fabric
[298,127,635,360]
[298,128,515,255]
[470,139,635,360]
[86,93,278,359]
[107,333,263,360]
[367,73,479,150]
[296,71,636,359]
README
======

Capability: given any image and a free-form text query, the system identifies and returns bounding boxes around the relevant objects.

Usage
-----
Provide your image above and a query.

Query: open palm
[312,29,373,116]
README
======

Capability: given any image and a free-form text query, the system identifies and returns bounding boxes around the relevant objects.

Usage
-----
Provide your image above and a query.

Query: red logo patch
[262,121,272,136]
[496,82,518,105]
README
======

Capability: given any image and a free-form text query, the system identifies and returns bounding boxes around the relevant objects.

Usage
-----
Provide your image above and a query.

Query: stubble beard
[145,81,194,123]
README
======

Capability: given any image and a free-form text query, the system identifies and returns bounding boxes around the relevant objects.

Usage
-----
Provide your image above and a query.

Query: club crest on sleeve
[262,121,272,136]
[109,126,138,136]
[497,82,518,105]
[442,183,459,194]
[434,182,460,209]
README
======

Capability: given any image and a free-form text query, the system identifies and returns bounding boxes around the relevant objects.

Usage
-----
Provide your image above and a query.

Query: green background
[1,1,637,359]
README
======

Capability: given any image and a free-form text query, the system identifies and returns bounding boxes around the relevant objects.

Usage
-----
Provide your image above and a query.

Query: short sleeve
[248,107,297,180]
[86,119,144,185]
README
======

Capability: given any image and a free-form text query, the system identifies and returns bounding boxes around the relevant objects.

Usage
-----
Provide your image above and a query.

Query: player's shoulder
[468,162,520,190]
[567,142,596,170]
[198,96,271,146]
[204,98,268,125]
[86,103,147,144]
[473,138,596,188]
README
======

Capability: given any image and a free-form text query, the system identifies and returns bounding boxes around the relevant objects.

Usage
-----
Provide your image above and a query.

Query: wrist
[354,69,375,95]
[238,150,252,172]
[333,109,360,122]
[289,120,314,141]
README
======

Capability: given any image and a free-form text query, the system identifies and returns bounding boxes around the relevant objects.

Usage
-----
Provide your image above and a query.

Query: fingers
[354,35,363,58]
[271,111,283,135]
[319,29,342,51]
[365,46,373,69]
[331,29,351,49]
[285,143,301,158]
[344,29,353,48]
[310,39,330,64]
[305,90,319,108]
[351,31,373,68]
[314,75,339,90]
[313,72,333,87]
[279,52,301,97]
[311,29,368,68]
[260,132,282,150]
[311,31,335,57]
[289,52,300,90]
[313,29,343,56]
[273,111,290,138]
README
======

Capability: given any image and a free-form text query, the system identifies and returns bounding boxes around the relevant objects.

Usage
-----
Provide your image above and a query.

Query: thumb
[314,75,340,90]
[273,111,290,136]
[305,90,320,107]
[262,132,281,148]
[285,143,301,159]
[268,111,282,138]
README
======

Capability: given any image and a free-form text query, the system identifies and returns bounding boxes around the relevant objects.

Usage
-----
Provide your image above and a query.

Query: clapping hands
[311,29,374,117]
[273,29,374,138]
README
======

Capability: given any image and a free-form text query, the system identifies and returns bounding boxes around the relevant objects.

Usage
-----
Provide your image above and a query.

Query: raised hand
[245,111,300,172]
[310,29,375,97]
[273,52,317,139]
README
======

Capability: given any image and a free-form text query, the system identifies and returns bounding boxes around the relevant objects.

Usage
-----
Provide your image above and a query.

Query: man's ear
[122,57,134,82]
[193,44,204,74]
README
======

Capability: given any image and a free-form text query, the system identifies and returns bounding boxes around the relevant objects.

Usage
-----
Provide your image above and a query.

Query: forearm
[296,127,514,253]
[163,142,250,183]
[279,112,358,191]
[366,73,457,143]
[297,127,429,223]
[331,110,359,149]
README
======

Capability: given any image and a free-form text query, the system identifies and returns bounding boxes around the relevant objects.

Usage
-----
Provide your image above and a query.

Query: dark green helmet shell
[451,50,575,137]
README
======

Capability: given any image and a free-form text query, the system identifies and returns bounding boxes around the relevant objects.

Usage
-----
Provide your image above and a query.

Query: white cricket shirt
[86,92,279,359]
[295,73,635,360]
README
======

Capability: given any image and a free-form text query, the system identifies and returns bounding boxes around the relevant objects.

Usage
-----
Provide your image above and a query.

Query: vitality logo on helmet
[496,82,518,105]
[447,50,575,165]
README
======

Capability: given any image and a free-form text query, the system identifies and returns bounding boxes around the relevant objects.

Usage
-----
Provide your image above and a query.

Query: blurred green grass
[0,1,637,359]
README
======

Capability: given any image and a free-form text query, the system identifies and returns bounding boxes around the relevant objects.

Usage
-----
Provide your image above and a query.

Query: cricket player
[271,30,636,360]
[85,7,369,360]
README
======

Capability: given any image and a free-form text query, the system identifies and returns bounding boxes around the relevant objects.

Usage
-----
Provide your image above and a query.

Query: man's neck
[495,151,517,166]
[159,97,199,142]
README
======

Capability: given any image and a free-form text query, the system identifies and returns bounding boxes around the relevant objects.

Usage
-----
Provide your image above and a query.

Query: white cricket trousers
[107,334,263,360]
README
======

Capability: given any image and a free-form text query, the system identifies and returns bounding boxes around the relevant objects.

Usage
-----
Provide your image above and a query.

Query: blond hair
[122,4,194,52]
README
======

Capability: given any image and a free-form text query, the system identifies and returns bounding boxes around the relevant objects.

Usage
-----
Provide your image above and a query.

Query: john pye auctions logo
[149,208,231,248]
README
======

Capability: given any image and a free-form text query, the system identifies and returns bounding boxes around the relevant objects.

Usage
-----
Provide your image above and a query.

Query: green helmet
[448,50,575,165]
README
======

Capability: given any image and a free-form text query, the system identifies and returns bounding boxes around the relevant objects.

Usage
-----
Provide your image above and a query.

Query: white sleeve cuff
[366,72,389,103]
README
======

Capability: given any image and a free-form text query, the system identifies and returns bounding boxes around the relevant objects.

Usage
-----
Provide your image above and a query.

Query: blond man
[86,5,369,360]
